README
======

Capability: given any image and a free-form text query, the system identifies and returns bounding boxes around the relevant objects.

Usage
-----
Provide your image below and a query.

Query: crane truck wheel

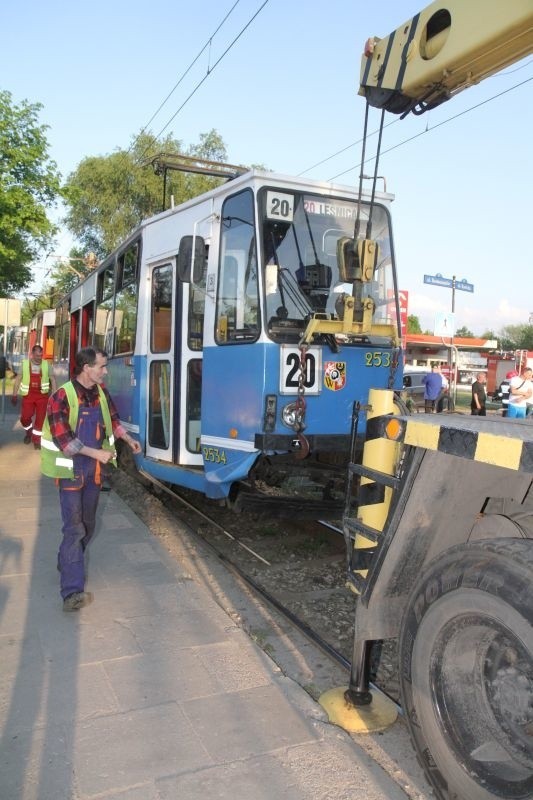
[399,538,533,800]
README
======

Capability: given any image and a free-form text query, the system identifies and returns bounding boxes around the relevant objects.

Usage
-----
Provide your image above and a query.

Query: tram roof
[140,168,396,230]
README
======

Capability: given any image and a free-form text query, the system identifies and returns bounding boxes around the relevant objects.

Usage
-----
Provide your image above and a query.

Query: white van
[401,367,427,409]
[400,367,454,412]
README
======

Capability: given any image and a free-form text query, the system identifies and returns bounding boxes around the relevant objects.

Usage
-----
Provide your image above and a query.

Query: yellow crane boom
[359,0,533,115]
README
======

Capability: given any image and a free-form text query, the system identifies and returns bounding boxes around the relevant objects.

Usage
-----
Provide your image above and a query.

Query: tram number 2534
[280,346,321,395]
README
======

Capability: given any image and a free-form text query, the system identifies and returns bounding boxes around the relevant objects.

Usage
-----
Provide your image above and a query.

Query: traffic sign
[423,274,474,292]
[455,279,474,293]
[424,274,453,288]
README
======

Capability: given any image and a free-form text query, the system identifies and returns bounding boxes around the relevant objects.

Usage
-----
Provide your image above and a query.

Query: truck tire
[399,538,533,799]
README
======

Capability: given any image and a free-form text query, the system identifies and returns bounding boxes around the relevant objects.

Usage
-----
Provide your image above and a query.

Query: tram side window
[55,302,70,362]
[95,265,115,353]
[216,189,259,343]
[148,360,171,449]
[186,359,202,452]
[115,244,139,354]
[151,264,173,353]
[188,247,207,351]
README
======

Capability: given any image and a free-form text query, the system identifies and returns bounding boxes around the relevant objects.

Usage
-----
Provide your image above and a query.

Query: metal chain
[388,345,401,389]
[294,344,308,432]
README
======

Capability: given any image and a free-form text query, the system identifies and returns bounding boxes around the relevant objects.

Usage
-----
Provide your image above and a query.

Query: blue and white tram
[53,169,403,513]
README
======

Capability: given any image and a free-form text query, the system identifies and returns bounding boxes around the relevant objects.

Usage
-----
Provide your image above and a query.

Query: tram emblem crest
[324,361,346,391]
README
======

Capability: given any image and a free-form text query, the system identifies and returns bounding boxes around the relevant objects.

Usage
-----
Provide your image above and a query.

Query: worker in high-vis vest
[41,347,141,612]
[11,345,57,449]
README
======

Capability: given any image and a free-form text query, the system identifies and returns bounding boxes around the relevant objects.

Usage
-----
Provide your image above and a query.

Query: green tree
[455,325,474,338]
[498,323,533,351]
[407,314,422,333]
[0,90,62,294]
[63,129,236,259]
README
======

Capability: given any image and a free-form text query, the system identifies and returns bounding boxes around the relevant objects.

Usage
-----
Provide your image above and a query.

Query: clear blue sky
[2,0,532,336]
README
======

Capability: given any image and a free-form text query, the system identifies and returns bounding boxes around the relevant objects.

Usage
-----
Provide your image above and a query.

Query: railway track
[131,469,401,704]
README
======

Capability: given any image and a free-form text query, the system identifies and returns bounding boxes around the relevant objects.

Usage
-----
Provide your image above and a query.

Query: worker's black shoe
[23,433,31,444]
[33,441,41,450]
[63,592,90,612]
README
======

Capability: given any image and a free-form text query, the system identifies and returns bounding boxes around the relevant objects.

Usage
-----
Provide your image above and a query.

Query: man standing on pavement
[422,363,443,413]
[11,345,57,449]
[41,347,141,611]
[508,367,533,419]
[471,372,487,416]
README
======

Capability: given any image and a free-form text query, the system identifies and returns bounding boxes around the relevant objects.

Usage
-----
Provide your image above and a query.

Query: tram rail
[133,470,400,710]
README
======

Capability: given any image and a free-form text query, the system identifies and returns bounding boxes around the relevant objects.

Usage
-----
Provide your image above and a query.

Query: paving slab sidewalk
[0,408,424,800]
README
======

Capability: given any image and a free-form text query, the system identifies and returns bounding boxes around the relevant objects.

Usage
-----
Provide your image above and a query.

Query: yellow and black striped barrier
[382,414,533,473]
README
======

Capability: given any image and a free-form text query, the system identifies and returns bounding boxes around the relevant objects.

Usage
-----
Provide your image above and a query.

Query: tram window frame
[187,245,207,352]
[215,189,260,344]
[114,241,140,355]
[148,359,171,449]
[55,300,71,362]
[95,263,115,353]
[150,263,173,354]
[185,359,202,452]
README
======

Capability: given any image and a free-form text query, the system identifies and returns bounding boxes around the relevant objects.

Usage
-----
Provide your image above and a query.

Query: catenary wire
[131,1,243,152]
[326,76,533,182]
[135,0,270,165]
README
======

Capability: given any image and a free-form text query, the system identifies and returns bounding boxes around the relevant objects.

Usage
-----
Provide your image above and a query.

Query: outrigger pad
[318,686,397,733]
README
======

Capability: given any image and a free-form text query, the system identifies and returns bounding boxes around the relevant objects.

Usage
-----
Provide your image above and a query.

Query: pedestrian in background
[495,370,517,417]
[422,363,443,413]
[508,367,533,419]
[41,347,141,612]
[11,345,57,449]
[471,372,487,416]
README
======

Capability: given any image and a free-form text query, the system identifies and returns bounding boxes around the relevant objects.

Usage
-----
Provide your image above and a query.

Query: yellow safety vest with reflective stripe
[20,359,50,395]
[40,382,117,479]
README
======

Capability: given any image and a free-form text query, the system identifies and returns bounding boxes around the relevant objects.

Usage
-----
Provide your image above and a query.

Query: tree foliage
[0,90,62,295]
[498,323,533,351]
[407,314,422,333]
[455,325,474,338]
[63,129,236,259]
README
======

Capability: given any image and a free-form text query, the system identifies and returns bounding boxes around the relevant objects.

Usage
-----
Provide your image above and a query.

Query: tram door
[146,257,205,466]
[146,261,175,461]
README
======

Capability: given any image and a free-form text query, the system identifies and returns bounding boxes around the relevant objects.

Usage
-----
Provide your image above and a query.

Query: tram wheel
[399,538,533,799]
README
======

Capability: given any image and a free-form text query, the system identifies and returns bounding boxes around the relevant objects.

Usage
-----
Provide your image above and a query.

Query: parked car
[400,368,454,413]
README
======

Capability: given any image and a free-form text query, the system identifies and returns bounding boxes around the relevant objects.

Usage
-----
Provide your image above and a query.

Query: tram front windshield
[259,188,397,344]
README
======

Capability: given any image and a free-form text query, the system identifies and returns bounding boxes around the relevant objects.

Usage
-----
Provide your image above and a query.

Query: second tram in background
[29,309,56,360]
[3,310,55,374]
[52,168,403,514]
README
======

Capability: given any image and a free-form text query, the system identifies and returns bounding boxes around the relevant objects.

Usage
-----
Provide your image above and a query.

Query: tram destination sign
[423,274,474,293]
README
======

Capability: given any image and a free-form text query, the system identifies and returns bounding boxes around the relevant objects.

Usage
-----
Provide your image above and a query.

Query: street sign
[0,298,21,327]
[423,274,474,292]
[424,274,454,288]
[455,279,474,293]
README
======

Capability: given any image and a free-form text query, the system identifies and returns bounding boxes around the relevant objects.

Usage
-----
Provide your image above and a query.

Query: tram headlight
[281,402,299,429]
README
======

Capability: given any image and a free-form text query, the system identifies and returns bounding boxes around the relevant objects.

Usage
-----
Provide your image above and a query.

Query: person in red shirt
[11,345,57,449]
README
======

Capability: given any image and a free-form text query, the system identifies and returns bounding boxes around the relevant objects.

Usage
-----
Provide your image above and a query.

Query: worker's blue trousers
[57,405,103,599]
